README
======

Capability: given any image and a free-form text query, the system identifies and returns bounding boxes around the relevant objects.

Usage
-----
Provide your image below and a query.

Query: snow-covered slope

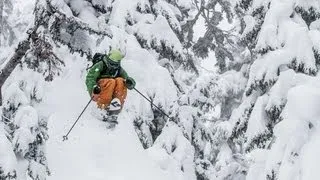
[42,53,176,180]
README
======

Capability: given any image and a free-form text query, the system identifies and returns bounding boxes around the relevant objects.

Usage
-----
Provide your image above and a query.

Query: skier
[85,49,136,123]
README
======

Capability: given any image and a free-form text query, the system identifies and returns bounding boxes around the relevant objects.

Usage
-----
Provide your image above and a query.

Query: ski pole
[62,97,93,141]
[133,87,172,119]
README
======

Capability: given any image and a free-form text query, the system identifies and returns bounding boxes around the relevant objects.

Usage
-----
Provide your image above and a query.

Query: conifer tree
[230,0,320,179]
[180,0,251,179]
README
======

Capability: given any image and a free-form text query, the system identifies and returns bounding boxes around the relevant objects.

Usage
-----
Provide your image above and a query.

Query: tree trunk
[0,39,31,105]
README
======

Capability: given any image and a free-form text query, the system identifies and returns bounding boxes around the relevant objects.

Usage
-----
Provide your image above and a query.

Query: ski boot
[102,98,122,129]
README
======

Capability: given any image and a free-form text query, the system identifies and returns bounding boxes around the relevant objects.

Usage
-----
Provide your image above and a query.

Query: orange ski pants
[93,77,127,109]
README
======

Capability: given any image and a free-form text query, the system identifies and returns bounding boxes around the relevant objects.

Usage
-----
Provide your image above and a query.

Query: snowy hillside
[1,0,320,180]
[44,56,176,180]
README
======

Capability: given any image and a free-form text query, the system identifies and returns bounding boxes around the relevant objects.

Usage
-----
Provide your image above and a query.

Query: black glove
[93,85,101,94]
[125,77,136,90]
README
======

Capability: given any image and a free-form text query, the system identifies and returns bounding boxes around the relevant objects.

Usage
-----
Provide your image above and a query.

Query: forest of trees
[1,0,320,180]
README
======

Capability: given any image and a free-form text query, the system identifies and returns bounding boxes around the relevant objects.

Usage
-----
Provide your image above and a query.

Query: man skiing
[85,49,136,118]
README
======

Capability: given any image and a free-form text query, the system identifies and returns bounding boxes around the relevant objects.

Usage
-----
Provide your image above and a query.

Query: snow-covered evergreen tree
[230,0,320,179]
[0,120,17,179]
[176,0,252,179]
[185,0,235,73]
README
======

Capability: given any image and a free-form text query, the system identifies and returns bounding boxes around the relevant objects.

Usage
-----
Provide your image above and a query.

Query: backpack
[92,53,105,65]
[87,53,105,70]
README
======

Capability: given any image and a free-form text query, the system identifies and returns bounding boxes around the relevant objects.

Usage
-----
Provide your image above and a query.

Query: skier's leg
[102,78,127,128]
[97,78,116,109]
[113,77,127,109]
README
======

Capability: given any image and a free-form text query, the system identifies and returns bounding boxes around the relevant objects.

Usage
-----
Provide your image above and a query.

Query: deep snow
[42,57,175,180]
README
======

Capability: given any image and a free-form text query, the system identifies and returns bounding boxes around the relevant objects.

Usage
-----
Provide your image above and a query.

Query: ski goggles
[107,59,120,69]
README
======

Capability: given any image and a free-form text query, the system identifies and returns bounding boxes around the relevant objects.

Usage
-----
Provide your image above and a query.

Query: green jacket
[85,61,129,94]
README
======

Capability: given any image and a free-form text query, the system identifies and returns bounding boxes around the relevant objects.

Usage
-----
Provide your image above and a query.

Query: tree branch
[0,37,31,105]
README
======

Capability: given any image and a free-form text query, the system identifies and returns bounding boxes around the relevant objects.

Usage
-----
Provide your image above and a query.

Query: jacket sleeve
[86,61,104,95]
[119,68,129,79]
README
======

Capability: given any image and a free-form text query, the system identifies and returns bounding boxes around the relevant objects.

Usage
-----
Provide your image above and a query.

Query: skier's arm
[119,68,129,79]
[86,61,104,95]
[120,68,135,90]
